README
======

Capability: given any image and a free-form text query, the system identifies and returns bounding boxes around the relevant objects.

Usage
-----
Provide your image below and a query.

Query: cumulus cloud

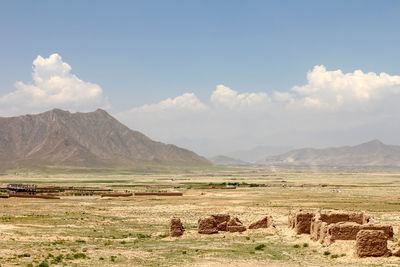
[117,65,400,156]
[211,84,270,109]
[0,53,107,115]
[292,65,400,109]
[129,93,207,113]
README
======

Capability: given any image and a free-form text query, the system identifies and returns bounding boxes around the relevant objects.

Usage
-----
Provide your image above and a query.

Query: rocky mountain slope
[260,140,400,168]
[0,109,210,169]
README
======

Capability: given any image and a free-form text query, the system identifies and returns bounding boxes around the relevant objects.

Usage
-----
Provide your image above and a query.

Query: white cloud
[211,84,270,109]
[117,66,400,156]
[0,53,107,115]
[292,65,400,108]
[129,93,207,113]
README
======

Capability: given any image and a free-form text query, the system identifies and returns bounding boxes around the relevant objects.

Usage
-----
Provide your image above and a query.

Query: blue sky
[1,1,400,156]
[1,1,400,110]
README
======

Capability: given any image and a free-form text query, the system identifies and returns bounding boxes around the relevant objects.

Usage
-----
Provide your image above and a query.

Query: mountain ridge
[260,140,400,168]
[0,109,211,169]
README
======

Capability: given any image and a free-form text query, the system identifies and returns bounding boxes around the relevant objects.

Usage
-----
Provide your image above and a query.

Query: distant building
[7,184,37,195]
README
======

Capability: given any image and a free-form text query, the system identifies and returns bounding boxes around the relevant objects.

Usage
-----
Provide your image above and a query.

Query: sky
[1,1,400,157]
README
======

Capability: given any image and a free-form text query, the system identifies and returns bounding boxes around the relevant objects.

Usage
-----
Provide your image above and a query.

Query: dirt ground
[1,167,400,266]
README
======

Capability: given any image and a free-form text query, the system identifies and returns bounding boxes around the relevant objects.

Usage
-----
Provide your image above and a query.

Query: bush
[51,255,63,264]
[38,262,49,267]
[255,244,265,251]
[73,253,86,259]
[303,243,309,247]
[331,254,339,259]
[136,233,151,239]
[293,244,300,248]
[110,255,117,262]
[323,251,331,256]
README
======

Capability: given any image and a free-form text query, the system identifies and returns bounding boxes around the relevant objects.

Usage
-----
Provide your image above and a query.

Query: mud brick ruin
[169,217,185,237]
[356,230,390,257]
[289,209,397,258]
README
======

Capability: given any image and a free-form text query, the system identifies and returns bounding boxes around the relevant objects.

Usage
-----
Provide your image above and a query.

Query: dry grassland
[1,167,400,266]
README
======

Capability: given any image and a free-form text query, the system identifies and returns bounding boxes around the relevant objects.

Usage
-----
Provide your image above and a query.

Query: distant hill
[227,145,294,162]
[0,109,211,169]
[209,155,251,166]
[260,140,400,168]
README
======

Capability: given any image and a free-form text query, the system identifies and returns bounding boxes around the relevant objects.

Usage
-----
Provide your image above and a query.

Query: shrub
[293,244,300,248]
[136,233,151,239]
[51,255,63,264]
[331,254,339,259]
[38,262,49,267]
[323,251,331,256]
[73,253,86,259]
[303,243,309,247]
[110,255,117,262]
[255,244,265,251]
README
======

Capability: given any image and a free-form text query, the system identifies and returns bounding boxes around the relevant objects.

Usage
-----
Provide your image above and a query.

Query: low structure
[249,216,274,229]
[310,211,379,245]
[356,230,389,257]
[288,210,315,234]
[7,184,37,195]
[170,217,185,237]
[198,216,218,234]
[211,214,230,231]
[227,217,246,233]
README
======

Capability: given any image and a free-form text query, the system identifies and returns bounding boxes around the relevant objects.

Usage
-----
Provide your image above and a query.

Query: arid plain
[1,167,400,266]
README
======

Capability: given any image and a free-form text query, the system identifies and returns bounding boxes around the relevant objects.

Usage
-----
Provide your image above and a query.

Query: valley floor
[1,168,400,266]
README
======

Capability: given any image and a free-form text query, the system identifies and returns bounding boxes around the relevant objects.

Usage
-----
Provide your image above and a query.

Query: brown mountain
[0,109,211,169]
[260,140,400,168]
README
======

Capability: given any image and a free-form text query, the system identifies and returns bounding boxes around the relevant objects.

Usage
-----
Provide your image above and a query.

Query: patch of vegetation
[331,254,339,259]
[293,244,300,248]
[136,233,151,239]
[323,251,331,256]
[255,244,266,251]
[73,253,86,259]
[303,243,308,247]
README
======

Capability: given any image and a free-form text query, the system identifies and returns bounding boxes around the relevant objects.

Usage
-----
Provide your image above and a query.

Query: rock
[249,216,273,229]
[198,216,218,234]
[356,230,388,257]
[170,217,185,237]
[227,217,246,233]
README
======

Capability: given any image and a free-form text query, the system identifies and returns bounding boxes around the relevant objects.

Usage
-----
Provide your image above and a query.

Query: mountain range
[259,140,400,168]
[0,109,210,170]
